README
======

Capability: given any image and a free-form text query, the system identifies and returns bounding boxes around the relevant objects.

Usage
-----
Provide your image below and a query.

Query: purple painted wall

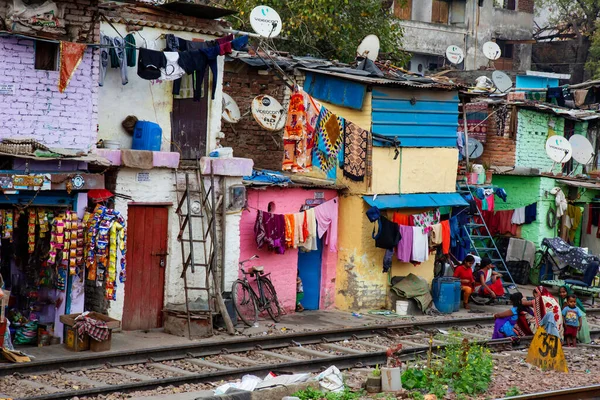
[0,37,99,151]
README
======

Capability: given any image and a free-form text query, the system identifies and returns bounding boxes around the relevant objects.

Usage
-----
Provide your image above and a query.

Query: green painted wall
[516,110,564,173]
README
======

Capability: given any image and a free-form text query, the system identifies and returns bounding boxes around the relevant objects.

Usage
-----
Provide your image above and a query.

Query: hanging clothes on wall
[396,225,413,263]
[411,210,440,234]
[312,107,344,180]
[373,216,401,250]
[254,210,286,254]
[524,203,537,224]
[343,121,368,181]
[314,197,339,252]
[411,227,429,262]
[299,208,318,251]
[282,91,311,172]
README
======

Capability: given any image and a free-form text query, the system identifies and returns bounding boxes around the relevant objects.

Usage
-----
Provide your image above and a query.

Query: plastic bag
[315,366,344,393]
[14,320,38,345]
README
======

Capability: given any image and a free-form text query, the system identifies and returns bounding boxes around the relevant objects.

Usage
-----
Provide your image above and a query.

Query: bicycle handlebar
[239,255,259,266]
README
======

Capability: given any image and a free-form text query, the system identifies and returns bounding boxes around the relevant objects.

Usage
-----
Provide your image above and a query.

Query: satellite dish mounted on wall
[492,71,513,93]
[569,134,595,166]
[545,136,573,173]
[251,95,286,131]
[357,35,380,61]
[250,5,282,38]
[446,45,464,65]
[222,93,241,124]
[483,41,502,61]
[463,138,484,159]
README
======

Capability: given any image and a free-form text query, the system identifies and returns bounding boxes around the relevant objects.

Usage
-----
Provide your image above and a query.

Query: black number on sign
[538,332,559,358]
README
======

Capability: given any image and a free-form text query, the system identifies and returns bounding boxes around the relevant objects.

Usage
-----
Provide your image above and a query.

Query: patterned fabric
[59,42,87,93]
[541,237,600,272]
[74,316,110,342]
[312,107,344,180]
[458,102,488,143]
[343,122,368,181]
[282,92,311,172]
[533,286,564,340]
[412,210,440,234]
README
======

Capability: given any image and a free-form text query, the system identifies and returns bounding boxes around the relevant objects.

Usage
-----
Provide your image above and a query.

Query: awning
[362,193,468,210]
[556,179,600,190]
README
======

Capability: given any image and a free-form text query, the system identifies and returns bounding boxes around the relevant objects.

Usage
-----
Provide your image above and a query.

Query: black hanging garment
[373,216,401,249]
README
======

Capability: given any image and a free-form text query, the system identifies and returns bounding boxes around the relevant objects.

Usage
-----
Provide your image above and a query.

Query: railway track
[3,311,600,400]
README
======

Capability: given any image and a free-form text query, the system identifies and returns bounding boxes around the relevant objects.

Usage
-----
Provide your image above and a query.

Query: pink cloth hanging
[314,197,339,252]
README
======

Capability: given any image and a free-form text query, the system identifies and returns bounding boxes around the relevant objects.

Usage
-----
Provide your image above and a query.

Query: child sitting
[296,272,304,312]
[562,294,584,347]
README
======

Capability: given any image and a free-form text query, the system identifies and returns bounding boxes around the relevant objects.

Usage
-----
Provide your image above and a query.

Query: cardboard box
[60,312,120,352]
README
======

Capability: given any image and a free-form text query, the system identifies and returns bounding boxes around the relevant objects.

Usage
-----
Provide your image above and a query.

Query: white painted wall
[109,168,244,322]
[98,23,223,155]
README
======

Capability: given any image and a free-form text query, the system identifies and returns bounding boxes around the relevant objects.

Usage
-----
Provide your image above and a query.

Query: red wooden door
[123,206,168,331]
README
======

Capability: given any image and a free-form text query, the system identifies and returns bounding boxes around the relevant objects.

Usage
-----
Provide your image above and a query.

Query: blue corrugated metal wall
[371,87,460,147]
[303,72,366,110]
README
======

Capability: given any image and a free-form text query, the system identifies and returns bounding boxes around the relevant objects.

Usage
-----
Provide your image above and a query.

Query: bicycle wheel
[232,280,258,326]
[261,278,282,322]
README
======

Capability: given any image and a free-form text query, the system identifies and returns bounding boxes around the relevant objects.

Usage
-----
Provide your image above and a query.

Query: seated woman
[558,285,590,344]
[492,292,534,338]
[453,255,476,309]
[474,257,505,299]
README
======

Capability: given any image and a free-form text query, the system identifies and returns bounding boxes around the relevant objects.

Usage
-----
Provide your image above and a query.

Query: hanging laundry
[314,197,339,252]
[566,205,582,243]
[343,121,368,181]
[304,91,320,152]
[550,187,568,217]
[495,188,507,202]
[282,92,311,172]
[411,210,440,234]
[312,107,344,180]
[383,249,394,273]
[99,33,111,87]
[496,210,518,236]
[284,214,295,248]
[441,220,451,255]
[124,33,136,67]
[254,210,285,254]
[411,227,429,262]
[458,102,488,143]
[511,207,526,225]
[160,52,186,81]
[392,212,410,226]
[430,223,443,246]
[59,41,87,93]
[396,225,413,263]
[524,203,537,224]
[373,216,401,249]
[299,208,318,251]
[293,212,306,247]
[137,48,167,80]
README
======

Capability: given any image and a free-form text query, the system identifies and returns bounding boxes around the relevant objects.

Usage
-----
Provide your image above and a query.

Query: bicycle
[231,255,282,326]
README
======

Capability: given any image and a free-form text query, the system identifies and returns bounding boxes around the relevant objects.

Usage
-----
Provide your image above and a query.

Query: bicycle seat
[251,266,264,273]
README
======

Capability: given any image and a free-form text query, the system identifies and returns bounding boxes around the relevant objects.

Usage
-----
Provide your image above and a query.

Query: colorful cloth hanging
[282,92,311,172]
[312,107,345,180]
[59,42,87,93]
[343,121,368,181]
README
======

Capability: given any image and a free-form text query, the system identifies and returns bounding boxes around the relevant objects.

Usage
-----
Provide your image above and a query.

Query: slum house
[394,0,535,73]
[93,2,254,336]
[288,67,465,312]
[220,55,340,313]
[0,0,116,346]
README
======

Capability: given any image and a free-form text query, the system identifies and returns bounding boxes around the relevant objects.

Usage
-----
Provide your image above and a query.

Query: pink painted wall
[239,187,338,313]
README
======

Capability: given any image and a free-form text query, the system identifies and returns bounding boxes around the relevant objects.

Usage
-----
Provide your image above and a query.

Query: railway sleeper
[288,346,332,358]
[255,350,301,363]
[148,363,195,376]
[186,358,235,370]
[319,343,366,355]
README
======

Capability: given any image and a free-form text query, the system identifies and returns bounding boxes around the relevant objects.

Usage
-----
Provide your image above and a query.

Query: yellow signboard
[526,327,568,373]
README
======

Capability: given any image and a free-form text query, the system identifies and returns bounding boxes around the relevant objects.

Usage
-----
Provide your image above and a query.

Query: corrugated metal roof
[363,193,468,210]
[299,68,459,90]
[104,0,236,19]
[103,16,224,36]
[509,102,600,121]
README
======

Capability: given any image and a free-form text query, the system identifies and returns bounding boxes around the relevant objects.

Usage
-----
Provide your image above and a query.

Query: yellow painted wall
[371,147,401,194]
[320,94,372,131]
[335,195,436,311]
[400,148,459,194]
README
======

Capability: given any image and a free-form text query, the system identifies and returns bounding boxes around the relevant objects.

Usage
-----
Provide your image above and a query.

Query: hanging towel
[411,227,429,262]
[430,223,443,246]
[343,122,368,181]
[314,198,339,252]
[293,212,305,248]
[284,214,295,248]
[511,207,526,225]
[299,208,318,251]
[396,225,413,262]
[525,203,537,224]
[441,220,451,255]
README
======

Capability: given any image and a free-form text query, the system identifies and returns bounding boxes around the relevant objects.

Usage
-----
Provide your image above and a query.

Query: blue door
[297,237,323,310]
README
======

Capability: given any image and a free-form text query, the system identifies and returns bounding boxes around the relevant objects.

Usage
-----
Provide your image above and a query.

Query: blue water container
[132,121,162,151]
[453,280,461,312]
[432,277,440,301]
[434,278,456,314]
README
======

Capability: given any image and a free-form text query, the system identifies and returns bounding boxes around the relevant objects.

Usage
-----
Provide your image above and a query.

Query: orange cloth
[284,214,295,248]
[441,220,451,254]
[392,212,410,226]
[59,42,87,93]
[302,211,309,240]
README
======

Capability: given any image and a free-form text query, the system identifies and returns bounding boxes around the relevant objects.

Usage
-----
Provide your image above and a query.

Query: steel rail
[0,315,498,376]
[497,384,600,400]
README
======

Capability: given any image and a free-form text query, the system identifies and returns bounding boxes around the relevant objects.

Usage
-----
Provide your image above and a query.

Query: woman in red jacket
[453,255,476,309]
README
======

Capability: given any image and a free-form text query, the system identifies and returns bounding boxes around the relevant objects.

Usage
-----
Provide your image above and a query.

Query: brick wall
[220,62,292,170]
[518,0,535,14]
[479,109,516,167]
[0,0,99,151]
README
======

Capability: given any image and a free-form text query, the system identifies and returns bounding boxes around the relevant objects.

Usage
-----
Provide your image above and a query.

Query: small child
[296,272,304,312]
[562,294,583,347]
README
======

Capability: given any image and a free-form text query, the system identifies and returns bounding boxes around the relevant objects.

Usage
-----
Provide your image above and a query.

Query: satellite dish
[492,71,513,93]
[252,95,286,131]
[250,5,282,38]
[545,136,573,163]
[463,138,484,159]
[222,93,241,124]
[357,35,380,61]
[483,41,502,61]
[569,135,595,165]
[446,45,464,65]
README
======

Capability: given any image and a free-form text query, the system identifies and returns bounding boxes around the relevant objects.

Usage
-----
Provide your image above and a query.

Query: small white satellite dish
[222,93,241,124]
[463,138,484,159]
[250,5,282,38]
[357,35,380,61]
[569,135,595,165]
[492,71,513,93]
[446,45,464,65]
[251,95,286,131]
[545,136,573,163]
[483,41,502,61]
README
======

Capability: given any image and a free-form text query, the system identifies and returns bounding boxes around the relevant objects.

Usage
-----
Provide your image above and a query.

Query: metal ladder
[174,160,234,338]
[457,182,517,287]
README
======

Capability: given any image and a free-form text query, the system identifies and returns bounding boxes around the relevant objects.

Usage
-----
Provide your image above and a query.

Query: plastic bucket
[395,300,410,316]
